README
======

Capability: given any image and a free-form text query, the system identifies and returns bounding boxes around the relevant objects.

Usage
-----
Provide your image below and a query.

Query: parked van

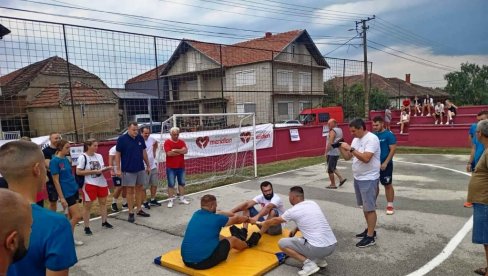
[299,106,344,125]
[130,114,153,124]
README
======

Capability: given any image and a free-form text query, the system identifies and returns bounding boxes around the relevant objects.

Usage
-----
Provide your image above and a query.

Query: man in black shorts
[43,132,62,211]
[325,119,347,189]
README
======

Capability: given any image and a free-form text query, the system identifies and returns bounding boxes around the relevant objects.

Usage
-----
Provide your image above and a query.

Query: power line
[324,35,359,55]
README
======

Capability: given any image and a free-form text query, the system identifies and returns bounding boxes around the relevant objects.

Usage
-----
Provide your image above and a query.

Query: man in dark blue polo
[115,122,151,223]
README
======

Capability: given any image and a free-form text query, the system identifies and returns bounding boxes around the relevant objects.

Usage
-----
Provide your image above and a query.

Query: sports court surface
[72,154,481,276]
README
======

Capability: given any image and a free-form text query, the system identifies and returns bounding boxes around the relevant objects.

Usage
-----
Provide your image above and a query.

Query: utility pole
[356,16,375,118]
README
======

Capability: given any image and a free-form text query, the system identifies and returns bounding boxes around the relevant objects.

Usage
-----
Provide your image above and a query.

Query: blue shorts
[354,178,379,212]
[472,203,488,244]
[166,168,185,188]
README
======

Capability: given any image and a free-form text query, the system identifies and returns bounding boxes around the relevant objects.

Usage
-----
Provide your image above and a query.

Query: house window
[236,102,256,115]
[299,101,312,111]
[299,72,311,93]
[278,102,294,119]
[277,70,293,92]
[236,70,256,86]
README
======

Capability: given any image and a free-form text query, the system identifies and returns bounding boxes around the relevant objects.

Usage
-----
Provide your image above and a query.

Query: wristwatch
[350,147,356,153]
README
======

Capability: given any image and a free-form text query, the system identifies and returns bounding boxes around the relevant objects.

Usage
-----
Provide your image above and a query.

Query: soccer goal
[156,113,257,186]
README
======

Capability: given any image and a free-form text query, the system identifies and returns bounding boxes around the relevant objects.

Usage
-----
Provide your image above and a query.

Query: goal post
[156,113,258,186]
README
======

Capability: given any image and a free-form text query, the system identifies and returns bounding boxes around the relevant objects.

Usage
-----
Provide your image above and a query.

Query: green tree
[370,88,390,110]
[444,63,488,105]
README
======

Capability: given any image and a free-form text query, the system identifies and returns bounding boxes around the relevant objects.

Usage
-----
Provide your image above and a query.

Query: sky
[1,0,487,88]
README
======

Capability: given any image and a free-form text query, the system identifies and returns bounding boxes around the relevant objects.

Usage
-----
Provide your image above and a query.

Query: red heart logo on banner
[240,132,251,143]
[196,136,210,149]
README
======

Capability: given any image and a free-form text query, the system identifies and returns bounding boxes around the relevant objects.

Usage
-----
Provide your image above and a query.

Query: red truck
[299,106,344,125]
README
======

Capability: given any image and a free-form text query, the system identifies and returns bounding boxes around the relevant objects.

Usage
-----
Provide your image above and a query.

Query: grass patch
[396,146,469,155]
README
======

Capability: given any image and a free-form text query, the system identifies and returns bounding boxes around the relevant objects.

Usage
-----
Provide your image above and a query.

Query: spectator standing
[77,139,113,236]
[50,139,84,246]
[0,189,32,274]
[467,119,488,276]
[465,110,488,208]
[339,118,381,248]
[372,116,397,215]
[109,145,127,212]
[325,119,347,189]
[1,141,77,276]
[260,186,337,276]
[141,126,162,209]
[43,132,62,211]
[384,107,392,130]
[115,122,151,223]
[164,127,190,208]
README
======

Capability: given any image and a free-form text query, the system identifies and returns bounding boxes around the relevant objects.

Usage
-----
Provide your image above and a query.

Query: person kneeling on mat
[258,186,337,276]
[181,194,259,270]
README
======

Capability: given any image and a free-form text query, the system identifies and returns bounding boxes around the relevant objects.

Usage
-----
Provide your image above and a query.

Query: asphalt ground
[71,154,483,276]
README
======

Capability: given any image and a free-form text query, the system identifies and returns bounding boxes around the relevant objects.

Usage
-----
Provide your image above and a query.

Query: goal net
[155,113,257,186]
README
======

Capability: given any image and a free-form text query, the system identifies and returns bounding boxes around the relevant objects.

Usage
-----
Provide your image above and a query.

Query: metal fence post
[62,24,79,142]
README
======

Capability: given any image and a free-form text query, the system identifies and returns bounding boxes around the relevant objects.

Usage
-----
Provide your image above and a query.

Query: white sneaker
[167,199,174,208]
[179,197,190,205]
[400,131,403,134]
[74,240,84,246]
[434,120,438,125]
[314,258,328,268]
[298,260,319,276]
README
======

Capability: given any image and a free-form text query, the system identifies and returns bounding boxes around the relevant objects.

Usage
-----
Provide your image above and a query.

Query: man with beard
[181,194,254,270]
[0,189,32,274]
[229,181,286,241]
[0,141,77,276]
[43,132,62,211]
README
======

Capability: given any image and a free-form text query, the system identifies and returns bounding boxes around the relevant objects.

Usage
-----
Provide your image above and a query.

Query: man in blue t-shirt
[181,194,256,270]
[0,141,77,276]
[372,116,397,215]
[465,110,488,208]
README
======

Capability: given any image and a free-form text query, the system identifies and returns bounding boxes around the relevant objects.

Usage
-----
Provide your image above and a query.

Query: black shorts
[112,176,122,187]
[380,162,393,185]
[326,155,339,174]
[184,239,230,270]
[65,191,80,207]
[46,182,59,202]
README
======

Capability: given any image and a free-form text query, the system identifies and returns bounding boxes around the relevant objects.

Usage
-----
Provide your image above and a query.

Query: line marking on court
[397,160,473,276]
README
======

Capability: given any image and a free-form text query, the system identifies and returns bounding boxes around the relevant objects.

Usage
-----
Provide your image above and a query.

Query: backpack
[75,154,87,189]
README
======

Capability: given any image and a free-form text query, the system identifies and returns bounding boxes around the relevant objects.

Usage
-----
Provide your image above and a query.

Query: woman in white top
[76,139,113,236]
[397,111,410,134]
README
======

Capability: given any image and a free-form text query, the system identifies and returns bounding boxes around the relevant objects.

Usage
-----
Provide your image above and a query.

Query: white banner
[153,123,273,160]
[0,135,49,148]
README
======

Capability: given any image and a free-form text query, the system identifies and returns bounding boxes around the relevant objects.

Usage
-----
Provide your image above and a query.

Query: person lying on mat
[181,194,260,270]
[257,186,337,276]
[229,181,286,241]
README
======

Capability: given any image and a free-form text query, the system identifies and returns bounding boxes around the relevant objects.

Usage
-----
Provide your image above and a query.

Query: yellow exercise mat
[157,248,278,276]
[220,224,301,254]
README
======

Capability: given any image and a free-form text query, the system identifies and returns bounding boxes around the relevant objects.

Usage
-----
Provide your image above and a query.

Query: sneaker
[111,203,119,212]
[356,235,376,248]
[167,199,174,208]
[314,258,328,268]
[298,260,320,276]
[74,240,84,246]
[355,229,377,239]
[137,210,150,217]
[84,227,93,236]
[246,232,261,248]
[230,225,247,241]
[102,221,113,229]
[434,120,438,125]
[122,203,128,209]
[386,206,395,215]
[464,202,473,208]
[128,213,135,223]
[143,201,151,210]
[179,196,190,205]
[150,199,162,206]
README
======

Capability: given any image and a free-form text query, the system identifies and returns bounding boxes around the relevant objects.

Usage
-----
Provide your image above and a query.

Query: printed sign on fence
[289,128,300,142]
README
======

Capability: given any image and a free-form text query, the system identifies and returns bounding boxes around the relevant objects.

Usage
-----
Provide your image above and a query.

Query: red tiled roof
[27,81,117,108]
[325,73,448,97]
[0,56,100,97]
[125,63,167,84]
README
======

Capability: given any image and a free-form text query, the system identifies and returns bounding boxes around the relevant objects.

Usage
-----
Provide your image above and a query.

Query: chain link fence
[0,16,372,142]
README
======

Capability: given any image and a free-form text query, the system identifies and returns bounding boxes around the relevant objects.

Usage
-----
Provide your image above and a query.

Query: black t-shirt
[0,177,8,189]
[42,146,57,185]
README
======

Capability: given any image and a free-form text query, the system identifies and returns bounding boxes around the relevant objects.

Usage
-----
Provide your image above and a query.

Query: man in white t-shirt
[260,186,337,276]
[109,145,126,212]
[141,126,161,209]
[229,181,285,242]
[339,118,380,248]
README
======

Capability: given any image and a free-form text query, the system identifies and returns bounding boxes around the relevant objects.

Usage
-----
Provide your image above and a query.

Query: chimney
[405,74,411,83]
[265,32,272,38]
